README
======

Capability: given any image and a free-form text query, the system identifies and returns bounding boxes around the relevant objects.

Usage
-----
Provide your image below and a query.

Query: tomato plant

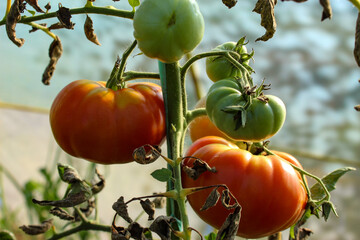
[206,40,252,82]
[206,78,286,142]
[133,0,205,63]
[50,79,166,164]
[182,136,308,239]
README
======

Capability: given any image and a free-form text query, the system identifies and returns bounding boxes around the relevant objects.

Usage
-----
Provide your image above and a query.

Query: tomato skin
[188,97,229,142]
[206,78,286,142]
[206,42,249,82]
[50,80,166,164]
[182,136,307,239]
[133,0,204,63]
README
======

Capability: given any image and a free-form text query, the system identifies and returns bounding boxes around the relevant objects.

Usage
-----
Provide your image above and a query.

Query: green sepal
[128,0,140,11]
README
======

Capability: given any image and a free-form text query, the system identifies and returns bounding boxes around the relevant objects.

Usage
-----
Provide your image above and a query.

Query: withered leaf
[222,0,238,8]
[128,222,147,240]
[221,189,238,210]
[6,0,25,47]
[84,15,101,46]
[355,104,360,111]
[152,195,166,209]
[57,4,75,29]
[112,225,131,240]
[49,22,66,30]
[292,226,313,240]
[182,158,216,180]
[112,196,133,223]
[74,199,96,221]
[91,168,106,195]
[19,219,53,235]
[25,0,44,13]
[133,145,161,165]
[216,206,241,240]
[58,164,82,183]
[42,37,63,85]
[354,13,360,67]
[149,216,177,240]
[280,0,307,2]
[319,0,332,21]
[253,0,277,42]
[140,199,155,220]
[49,207,75,221]
[200,187,220,211]
[44,2,51,12]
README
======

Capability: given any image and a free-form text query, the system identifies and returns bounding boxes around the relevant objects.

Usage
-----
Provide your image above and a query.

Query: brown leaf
[25,0,44,13]
[19,219,53,235]
[253,0,277,42]
[152,195,166,209]
[32,191,89,208]
[133,145,161,165]
[182,158,216,180]
[140,199,155,221]
[91,168,106,195]
[112,197,133,223]
[57,4,75,29]
[354,13,360,67]
[128,222,147,240]
[84,15,101,45]
[49,207,75,221]
[355,105,360,111]
[222,0,238,8]
[74,199,96,221]
[6,0,25,47]
[49,22,66,30]
[216,206,241,240]
[44,2,51,12]
[221,189,238,210]
[319,0,332,21]
[149,216,177,240]
[200,187,220,211]
[292,225,313,240]
[42,37,63,85]
[112,225,131,240]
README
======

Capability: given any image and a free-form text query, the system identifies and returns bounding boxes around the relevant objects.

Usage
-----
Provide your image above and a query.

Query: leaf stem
[186,108,207,124]
[122,71,160,81]
[26,22,57,40]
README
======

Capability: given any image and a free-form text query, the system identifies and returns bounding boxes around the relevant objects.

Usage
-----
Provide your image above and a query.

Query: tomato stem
[186,108,207,125]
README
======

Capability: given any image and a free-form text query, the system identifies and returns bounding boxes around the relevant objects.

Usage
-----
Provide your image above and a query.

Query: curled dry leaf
[91,168,106,195]
[354,13,360,67]
[84,15,101,45]
[149,216,177,240]
[292,226,313,240]
[140,199,155,220]
[182,158,216,180]
[319,0,332,21]
[216,206,241,240]
[128,222,147,240]
[49,22,67,30]
[111,225,131,240]
[152,195,166,209]
[44,2,51,12]
[112,196,133,223]
[57,4,75,29]
[74,199,96,221]
[19,219,53,235]
[6,0,25,47]
[253,0,277,42]
[25,0,44,13]
[221,189,238,210]
[42,37,63,85]
[200,187,220,211]
[58,164,82,183]
[133,145,161,165]
[222,0,238,8]
[49,207,75,221]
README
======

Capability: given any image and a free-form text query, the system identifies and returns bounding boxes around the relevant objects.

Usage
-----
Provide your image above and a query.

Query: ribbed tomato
[50,80,166,164]
[182,136,307,239]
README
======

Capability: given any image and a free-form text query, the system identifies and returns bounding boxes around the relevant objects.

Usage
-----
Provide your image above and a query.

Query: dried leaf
[49,207,75,221]
[128,222,147,240]
[25,0,44,13]
[91,168,106,195]
[74,199,96,221]
[44,2,51,12]
[57,4,75,29]
[215,206,241,240]
[42,37,63,85]
[253,0,277,42]
[152,195,166,209]
[112,225,131,240]
[112,197,133,223]
[354,13,360,67]
[201,188,220,211]
[222,0,238,8]
[220,189,238,210]
[58,164,82,183]
[49,22,66,30]
[84,15,101,45]
[140,199,155,220]
[6,0,25,47]
[292,225,313,240]
[19,219,53,235]
[133,145,161,164]
[182,158,216,180]
[149,216,177,240]
[319,0,332,21]
[355,104,360,111]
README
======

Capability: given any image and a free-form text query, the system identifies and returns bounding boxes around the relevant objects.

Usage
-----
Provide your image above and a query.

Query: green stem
[0,5,134,26]
[26,22,57,40]
[186,108,207,124]
[159,61,190,240]
[122,71,160,82]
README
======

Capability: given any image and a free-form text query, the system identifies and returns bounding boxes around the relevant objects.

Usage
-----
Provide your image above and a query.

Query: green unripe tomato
[206,78,286,142]
[133,0,205,63]
[206,42,250,82]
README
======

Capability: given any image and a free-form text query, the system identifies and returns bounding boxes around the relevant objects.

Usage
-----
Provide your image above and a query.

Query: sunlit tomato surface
[188,97,229,142]
[182,136,307,239]
[50,80,166,164]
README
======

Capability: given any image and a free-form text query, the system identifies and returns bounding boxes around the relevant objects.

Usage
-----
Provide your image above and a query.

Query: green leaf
[205,232,217,240]
[128,0,140,10]
[151,168,173,182]
[310,167,356,200]
[0,230,16,240]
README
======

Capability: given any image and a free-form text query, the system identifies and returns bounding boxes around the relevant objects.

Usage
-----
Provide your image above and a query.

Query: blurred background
[0,0,359,239]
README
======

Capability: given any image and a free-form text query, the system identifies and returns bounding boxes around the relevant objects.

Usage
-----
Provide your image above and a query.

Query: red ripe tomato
[182,136,307,239]
[50,80,166,164]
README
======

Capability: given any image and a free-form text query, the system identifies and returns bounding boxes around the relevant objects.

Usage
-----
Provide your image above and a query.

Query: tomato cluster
[50,80,166,164]
[182,136,308,239]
